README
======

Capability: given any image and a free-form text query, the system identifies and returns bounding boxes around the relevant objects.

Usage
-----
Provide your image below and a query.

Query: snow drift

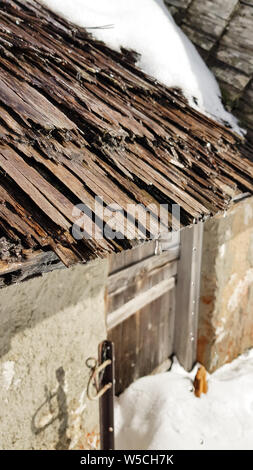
[115,352,253,450]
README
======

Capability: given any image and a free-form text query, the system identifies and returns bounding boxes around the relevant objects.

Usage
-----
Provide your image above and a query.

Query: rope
[86,358,112,401]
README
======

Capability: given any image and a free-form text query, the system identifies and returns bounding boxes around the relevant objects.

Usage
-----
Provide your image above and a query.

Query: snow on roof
[40,0,243,135]
[0,0,252,286]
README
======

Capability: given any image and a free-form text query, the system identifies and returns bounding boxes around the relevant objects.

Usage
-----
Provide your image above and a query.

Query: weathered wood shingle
[165,0,253,139]
[0,0,252,286]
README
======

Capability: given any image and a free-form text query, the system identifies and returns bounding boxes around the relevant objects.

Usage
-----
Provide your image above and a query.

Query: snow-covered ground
[115,351,253,450]
[40,0,242,134]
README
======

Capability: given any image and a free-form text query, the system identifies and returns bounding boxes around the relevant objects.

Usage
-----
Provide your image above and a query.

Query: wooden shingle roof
[0,0,252,286]
[165,0,253,141]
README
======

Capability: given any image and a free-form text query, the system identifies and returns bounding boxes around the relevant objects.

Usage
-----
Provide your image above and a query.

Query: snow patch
[115,350,253,450]
[40,0,242,134]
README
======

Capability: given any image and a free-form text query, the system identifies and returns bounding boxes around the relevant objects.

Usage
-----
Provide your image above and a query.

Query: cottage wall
[1,195,253,449]
[198,196,253,371]
[0,259,108,450]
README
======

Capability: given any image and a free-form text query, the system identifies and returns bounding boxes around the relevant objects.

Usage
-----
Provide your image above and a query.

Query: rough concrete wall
[0,259,108,450]
[198,196,253,371]
[165,0,253,141]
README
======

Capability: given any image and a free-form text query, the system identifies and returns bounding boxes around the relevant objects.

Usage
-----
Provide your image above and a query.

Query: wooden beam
[0,249,64,288]
[107,277,175,330]
[108,249,179,296]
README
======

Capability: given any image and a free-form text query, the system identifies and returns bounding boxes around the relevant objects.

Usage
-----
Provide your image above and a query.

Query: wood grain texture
[108,288,176,395]
[107,277,175,329]
[107,242,178,394]
[166,0,253,139]
[0,0,252,284]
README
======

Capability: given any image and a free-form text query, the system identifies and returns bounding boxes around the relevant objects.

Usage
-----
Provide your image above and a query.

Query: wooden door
[106,240,179,394]
[106,223,203,395]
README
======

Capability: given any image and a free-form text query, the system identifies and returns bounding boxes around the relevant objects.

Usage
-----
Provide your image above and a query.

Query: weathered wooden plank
[166,0,253,139]
[108,251,179,296]
[119,150,209,218]
[165,0,192,8]
[0,248,64,288]
[106,224,178,394]
[12,144,116,249]
[0,205,37,247]
[107,277,175,330]
[86,154,173,228]
[0,249,58,274]
[0,182,51,245]
[0,0,252,276]
[108,240,157,274]
[0,151,71,231]
[108,287,176,394]
[0,68,76,131]
[108,260,178,314]
[62,158,162,238]
[183,0,239,44]
[1,147,76,223]
[216,4,253,76]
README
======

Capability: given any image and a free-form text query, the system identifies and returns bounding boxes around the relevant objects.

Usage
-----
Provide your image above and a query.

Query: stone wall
[198,196,253,371]
[0,259,108,450]
[165,0,253,141]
